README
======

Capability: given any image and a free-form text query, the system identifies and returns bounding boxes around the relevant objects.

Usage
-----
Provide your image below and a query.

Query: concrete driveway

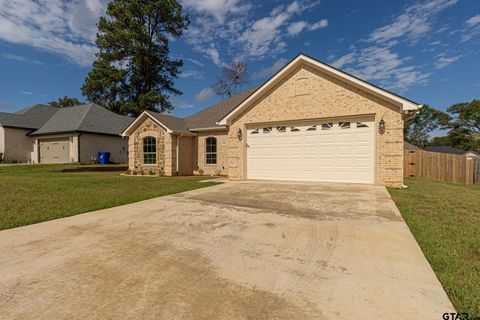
[0,181,454,319]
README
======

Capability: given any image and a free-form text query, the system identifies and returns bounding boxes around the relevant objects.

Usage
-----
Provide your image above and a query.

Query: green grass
[388,178,480,316]
[0,164,219,231]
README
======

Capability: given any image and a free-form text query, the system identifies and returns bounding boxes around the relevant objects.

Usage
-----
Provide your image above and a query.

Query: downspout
[176,135,180,175]
[77,133,82,164]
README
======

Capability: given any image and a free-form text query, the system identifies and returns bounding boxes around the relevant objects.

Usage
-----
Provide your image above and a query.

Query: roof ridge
[74,104,94,131]
[146,110,183,119]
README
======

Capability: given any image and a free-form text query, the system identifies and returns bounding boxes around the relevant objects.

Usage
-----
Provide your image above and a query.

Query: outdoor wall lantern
[379,118,386,135]
[237,128,243,141]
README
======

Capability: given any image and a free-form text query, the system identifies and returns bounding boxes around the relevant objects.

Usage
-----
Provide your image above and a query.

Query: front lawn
[0,165,219,231]
[388,178,480,316]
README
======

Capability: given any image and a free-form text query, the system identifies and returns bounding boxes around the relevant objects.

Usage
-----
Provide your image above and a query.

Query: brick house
[122,54,421,187]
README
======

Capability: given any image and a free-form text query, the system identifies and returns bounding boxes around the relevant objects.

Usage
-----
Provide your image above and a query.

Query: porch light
[379,118,386,135]
[237,128,243,141]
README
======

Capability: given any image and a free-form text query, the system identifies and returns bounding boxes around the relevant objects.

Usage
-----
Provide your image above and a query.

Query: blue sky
[0,0,479,119]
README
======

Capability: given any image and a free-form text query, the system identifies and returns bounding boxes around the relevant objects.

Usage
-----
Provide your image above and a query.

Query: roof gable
[218,54,422,125]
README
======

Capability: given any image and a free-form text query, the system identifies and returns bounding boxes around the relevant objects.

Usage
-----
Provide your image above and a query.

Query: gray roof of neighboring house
[0,104,58,129]
[425,145,476,155]
[404,141,420,150]
[29,103,134,136]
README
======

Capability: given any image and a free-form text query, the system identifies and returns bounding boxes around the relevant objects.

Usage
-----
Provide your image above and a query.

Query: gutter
[191,126,228,132]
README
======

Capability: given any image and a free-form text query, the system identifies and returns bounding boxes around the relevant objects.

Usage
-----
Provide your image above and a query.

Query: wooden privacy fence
[404,150,478,185]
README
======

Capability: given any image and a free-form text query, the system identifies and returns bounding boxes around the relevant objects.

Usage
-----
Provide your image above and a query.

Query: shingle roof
[140,87,258,133]
[184,87,259,130]
[29,104,133,136]
[425,146,470,155]
[0,104,58,129]
[145,111,190,133]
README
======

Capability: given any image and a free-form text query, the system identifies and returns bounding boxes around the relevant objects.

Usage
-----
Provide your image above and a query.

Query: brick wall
[129,118,167,175]
[227,64,405,187]
[196,131,229,176]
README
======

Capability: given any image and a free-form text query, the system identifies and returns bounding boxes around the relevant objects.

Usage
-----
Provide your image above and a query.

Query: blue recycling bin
[98,152,111,164]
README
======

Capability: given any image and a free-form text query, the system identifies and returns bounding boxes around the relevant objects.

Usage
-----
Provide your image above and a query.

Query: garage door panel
[247,117,374,184]
[40,139,70,164]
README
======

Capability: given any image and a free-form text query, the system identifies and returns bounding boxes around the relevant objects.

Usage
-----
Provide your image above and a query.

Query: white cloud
[332,46,430,92]
[462,14,480,42]
[238,12,290,58]
[179,70,205,80]
[466,14,480,27]
[434,54,462,69]
[0,0,108,66]
[195,87,215,103]
[205,46,223,66]
[287,21,308,36]
[182,0,250,23]
[329,0,462,92]
[331,52,356,69]
[21,91,33,95]
[1,53,44,65]
[252,58,288,79]
[287,19,328,36]
[186,0,324,63]
[172,98,195,109]
[368,0,459,44]
[309,19,328,30]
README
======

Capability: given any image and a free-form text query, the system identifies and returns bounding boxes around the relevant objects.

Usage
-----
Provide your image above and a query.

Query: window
[339,121,351,129]
[263,127,272,134]
[250,129,259,134]
[291,127,300,132]
[321,123,333,130]
[357,122,369,128]
[206,137,217,165]
[276,126,286,133]
[143,136,156,164]
[306,125,317,131]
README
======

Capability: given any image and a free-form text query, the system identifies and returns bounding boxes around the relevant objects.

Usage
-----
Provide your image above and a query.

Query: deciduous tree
[48,96,83,108]
[213,60,248,98]
[404,105,450,148]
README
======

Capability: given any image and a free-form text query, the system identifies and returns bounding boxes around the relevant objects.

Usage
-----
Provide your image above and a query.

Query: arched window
[205,137,217,164]
[143,136,156,164]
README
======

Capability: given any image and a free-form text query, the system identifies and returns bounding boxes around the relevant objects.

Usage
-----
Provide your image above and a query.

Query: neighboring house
[404,141,421,151]
[0,104,133,164]
[425,146,479,159]
[122,54,422,187]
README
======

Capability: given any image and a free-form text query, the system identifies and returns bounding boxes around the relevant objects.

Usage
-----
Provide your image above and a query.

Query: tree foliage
[444,100,480,153]
[213,60,248,98]
[404,105,450,148]
[407,100,480,153]
[48,96,83,108]
[82,0,189,116]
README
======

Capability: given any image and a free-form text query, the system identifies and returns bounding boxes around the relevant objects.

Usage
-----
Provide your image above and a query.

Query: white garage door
[246,117,375,184]
[40,138,70,164]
